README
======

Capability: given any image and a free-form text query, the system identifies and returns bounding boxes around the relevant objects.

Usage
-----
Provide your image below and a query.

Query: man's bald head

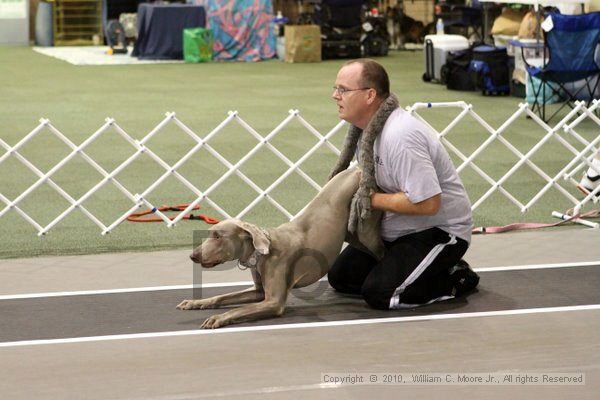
[342,58,390,99]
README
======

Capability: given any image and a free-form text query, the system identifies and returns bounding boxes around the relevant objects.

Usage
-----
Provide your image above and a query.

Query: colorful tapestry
[193,0,276,61]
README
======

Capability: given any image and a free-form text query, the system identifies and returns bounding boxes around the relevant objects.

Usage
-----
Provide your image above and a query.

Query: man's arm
[371,192,441,216]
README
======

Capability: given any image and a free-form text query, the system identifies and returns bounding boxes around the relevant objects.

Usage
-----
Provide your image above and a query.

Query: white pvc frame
[1,102,598,235]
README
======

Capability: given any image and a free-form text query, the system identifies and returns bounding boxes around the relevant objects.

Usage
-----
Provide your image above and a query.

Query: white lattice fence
[408,100,600,216]
[1,101,599,235]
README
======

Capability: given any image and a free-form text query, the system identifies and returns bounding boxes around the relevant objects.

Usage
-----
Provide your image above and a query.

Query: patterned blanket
[194,0,276,61]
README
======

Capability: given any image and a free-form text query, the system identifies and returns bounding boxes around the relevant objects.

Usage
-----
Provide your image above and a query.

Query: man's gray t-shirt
[365,108,473,243]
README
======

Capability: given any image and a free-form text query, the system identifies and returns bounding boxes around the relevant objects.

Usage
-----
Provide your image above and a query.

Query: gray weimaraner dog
[177,167,384,329]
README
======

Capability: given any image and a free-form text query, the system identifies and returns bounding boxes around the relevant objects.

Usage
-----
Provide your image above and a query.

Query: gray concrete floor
[0,227,599,399]
[1,226,598,295]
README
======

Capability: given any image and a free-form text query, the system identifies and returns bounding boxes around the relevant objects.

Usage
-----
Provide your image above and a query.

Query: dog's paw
[176,299,204,310]
[177,299,219,310]
[200,314,227,329]
[176,299,195,310]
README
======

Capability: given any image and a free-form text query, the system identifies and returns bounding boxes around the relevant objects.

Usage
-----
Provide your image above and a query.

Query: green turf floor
[0,46,597,259]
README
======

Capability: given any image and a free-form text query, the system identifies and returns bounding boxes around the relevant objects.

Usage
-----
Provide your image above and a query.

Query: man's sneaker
[577,172,600,197]
[448,259,480,297]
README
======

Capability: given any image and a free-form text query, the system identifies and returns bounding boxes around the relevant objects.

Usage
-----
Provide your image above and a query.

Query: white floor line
[0,260,599,301]
[146,383,341,399]
[0,261,600,300]
[472,260,600,273]
[0,281,254,301]
[1,304,598,348]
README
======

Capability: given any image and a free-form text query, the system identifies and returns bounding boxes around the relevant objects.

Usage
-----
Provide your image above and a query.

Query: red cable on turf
[127,203,219,224]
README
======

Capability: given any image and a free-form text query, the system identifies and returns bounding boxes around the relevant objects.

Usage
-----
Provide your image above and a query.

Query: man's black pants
[328,227,469,310]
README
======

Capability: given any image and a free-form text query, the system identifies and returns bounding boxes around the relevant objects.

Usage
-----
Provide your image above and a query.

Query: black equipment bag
[423,38,435,82]
[363,34,389,57]
[319,0,362,60]
[322,40,362,59]
[362,14,390,57]
[441,48,476,91]
[469,45,510,95]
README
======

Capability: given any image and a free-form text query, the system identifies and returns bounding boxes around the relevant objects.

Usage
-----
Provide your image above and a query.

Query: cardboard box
[284,25,321,63]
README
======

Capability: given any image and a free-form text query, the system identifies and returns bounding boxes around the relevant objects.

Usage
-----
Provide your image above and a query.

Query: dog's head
[190,219,271,268]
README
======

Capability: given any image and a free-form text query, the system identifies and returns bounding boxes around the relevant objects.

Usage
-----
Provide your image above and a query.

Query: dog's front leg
[201,259,290,328]
[177,269,264,310]
[177,286,264,310]
[200,298,286,329]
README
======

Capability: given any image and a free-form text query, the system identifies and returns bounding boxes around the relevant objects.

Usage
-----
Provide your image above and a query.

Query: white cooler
[423,34,470,83]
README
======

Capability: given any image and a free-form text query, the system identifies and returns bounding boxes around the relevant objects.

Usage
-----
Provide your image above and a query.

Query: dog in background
[387,4,430,48]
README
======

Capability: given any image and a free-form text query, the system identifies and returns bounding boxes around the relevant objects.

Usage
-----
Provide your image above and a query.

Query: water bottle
[273,11,287,60]
[275,10,284,36]
[436,18,445,35]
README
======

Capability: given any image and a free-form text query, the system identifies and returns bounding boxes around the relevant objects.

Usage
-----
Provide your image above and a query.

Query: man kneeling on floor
[327,58,479,309]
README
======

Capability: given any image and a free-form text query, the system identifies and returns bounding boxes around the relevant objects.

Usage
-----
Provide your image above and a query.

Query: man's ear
[366,88,378,105]
[230,219,270,255]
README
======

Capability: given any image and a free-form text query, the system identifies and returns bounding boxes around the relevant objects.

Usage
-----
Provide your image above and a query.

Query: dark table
[132,3,206,60]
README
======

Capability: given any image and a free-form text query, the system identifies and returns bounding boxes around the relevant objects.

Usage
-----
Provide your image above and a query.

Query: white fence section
[407,100,600,214]
[1,101,599,235]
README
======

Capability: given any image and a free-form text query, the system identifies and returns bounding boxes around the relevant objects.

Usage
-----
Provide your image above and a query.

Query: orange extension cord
[127,203,220,224]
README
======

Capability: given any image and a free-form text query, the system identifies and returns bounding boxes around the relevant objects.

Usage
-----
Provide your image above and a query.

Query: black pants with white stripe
[328,227,469,310]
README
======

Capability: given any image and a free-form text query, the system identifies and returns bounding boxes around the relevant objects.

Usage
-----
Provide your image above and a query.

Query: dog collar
[238,251,260,270]
[237,229,271,270]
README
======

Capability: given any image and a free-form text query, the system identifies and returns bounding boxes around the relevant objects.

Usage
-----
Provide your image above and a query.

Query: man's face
[332,64,370,126]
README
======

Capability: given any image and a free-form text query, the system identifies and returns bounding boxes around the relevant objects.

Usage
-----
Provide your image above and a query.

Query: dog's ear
[231,220,270,255]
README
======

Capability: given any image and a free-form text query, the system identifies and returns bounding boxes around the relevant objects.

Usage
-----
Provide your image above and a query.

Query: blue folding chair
[524,12,600,122]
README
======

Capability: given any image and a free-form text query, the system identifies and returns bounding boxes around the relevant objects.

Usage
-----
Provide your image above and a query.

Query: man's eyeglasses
[332,86,371,96]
